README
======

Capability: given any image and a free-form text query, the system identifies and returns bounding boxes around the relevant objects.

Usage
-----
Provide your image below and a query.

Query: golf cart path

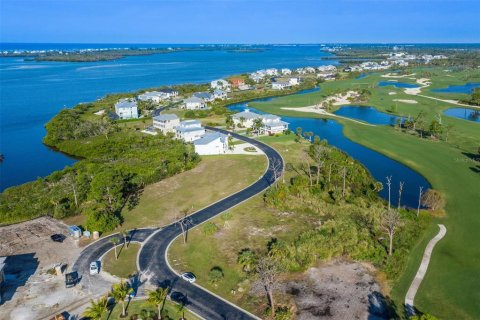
[405,224,447,314]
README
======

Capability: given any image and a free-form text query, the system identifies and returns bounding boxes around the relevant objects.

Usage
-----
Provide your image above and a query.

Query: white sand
[388,92,397,95]
[393,99,418,104]
[94,109,105,116]
[381,73,416,78]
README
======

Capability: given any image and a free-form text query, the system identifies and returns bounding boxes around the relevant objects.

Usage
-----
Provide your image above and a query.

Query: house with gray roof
[261,114,289,135]
[193,132,229,155]
[232,108,262,128]
[193,92,215,102]
[183,96,206,110]
[114,98,139,119]
[137,91,167,103]
[153,114,180,134]
[175,120,205,142]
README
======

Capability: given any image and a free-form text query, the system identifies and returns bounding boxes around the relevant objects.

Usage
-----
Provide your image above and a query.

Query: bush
[208,266,224,284]
[421,189,445,211]
[202,222,219,236]
[85,209,121,233]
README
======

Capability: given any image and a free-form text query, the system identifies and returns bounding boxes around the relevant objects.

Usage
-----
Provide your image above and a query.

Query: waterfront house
[289,77,300,86]
[138,91,167,103]
[238,84,251,91]
[230,77,245,88]
[213,89,227,100]
[249,73,264,83]
[261,114,289,135]
[232,108,262,128]
[211,79,231,91]
[281,68,292,75]
[265,68,279,76]
[114,98,139,119]
[175,120,205,142]
[193,132,229,155]
[193,92,215,102]
[272,80,291,90]
[153,114,180,134]
[183,96,206,110]
[158,88,179,98]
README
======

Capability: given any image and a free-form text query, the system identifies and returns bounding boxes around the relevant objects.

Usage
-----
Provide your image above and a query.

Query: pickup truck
[65,271,78,288]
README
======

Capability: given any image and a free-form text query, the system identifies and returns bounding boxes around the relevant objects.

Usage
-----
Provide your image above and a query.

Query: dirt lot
[0,217,87,320]
[287,260,390,320]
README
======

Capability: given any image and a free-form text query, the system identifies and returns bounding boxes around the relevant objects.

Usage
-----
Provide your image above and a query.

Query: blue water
[0,45,337,190]
[229,101,430,208]
[378,81,419,89]
[444,108,480,123]
[356,73,367,80]
[431,82,480,94]
[334,106,401,125]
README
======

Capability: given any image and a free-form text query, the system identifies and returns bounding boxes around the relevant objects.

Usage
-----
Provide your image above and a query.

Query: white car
[180,272,196,283]
[89,261,99,275]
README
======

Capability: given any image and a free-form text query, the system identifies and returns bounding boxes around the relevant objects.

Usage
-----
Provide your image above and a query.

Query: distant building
[249,73,264,83]
[193,92,215,102]
[153,114,180,134]
[281,68,292,75]
[193,132,229,155]
[230,77,245,88]
[238,84,251,91]
[114,98,139,119]
[138,91,167,103]
[183,97,206,110]
[213,89,227,100]
[272,80,291,90]
[232,108,262,128]
[261,114,289,134]
[175,120,205,142]
[210,79,231,91]
[289,77,300,86]
[158,88,179,98]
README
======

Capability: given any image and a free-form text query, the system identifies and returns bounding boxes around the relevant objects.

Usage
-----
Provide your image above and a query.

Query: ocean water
[0,44,337,190]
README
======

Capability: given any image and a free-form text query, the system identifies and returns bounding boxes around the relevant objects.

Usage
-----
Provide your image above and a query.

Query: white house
[153,114,180,134]
[213,89,227,100]
[211,79,231,91]
[272,81,291,90]
[232,108,262,128]
[183,97,206,110]
[115,98,139,119]
[193,92,215,102]
[158,88,179,98]
[175,120,205,142]
[138,91,167,103]
[281,68,292,75]
[249,73,264,83]
[289,77,300,86]
[265,68,279,76]
[193,132,229,155]
[261,114,289,135]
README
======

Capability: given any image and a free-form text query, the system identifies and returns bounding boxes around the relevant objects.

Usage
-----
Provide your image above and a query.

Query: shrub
[202,222,219,236]
[208,266,224,284]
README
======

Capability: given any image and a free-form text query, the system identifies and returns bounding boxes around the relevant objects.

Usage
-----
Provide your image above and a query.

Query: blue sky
[1,0,479,43]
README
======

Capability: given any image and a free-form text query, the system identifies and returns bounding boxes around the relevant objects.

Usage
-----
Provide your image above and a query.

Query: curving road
[138,127,283,320]
[72,128,283,319]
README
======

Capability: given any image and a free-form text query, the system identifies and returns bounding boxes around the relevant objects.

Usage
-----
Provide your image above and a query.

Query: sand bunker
[393,99,418,104]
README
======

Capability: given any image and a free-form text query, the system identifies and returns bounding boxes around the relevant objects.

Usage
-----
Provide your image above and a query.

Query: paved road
[138,128,283,320]
[72,228,157,294]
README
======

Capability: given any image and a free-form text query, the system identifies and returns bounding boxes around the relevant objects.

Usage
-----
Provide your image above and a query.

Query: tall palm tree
[110,280,133,317]
[110,237,120,260]
[121,229,129,249]
[83,296,108,320]
[147,286,169,320]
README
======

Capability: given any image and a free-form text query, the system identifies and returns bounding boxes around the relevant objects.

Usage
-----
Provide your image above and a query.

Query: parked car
[65,272,78,288]
[89,261,99,275]
[180,272,196,283]
[170,291,188,304]
[50,234,66,243]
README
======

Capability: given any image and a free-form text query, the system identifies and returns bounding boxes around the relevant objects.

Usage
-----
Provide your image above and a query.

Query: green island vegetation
[241,67,479,318]
[169,134,435,318]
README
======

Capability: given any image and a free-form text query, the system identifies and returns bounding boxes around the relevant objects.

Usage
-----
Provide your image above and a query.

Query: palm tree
[110,237,120,260]
[176,301,186,320]
[237,248,257,273]
[110,280,133,317]
[83,296,108,320]
[147,287,169,320]
[121,229,129,249]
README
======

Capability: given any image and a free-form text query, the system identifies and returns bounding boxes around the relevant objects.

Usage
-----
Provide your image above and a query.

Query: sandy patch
[93,109,105,116]
[404,78,431,95]
[393,99,418,104]
[381,73,416,78]
[287,260,390,320]
[388,92,397,95]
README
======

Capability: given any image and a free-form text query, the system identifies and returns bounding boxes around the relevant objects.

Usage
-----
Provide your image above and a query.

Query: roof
[194,132,227,145]
[176,126,205,133]
[214,89,226,95]
[233,110,262,120]
[184,97,204,104]
[115,98,137,109]
[159,88,178,94]
[180,120,202,126]
[138,91,165,98]
[273,81,290,86]
[153,114,179,121]
[264,120,289,126]
[262,114,281,121]
[193,92,213,99]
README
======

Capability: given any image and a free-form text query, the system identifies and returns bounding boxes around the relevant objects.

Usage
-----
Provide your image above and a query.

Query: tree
[110,280,133,317]
[83,296,108,320]
[381,209,402,256]
[147,286,169,320]
[111,237,120,260]
[225,114,234,129]
[296,127,303,139]
[177,207,193,244]
[89,169,126,213]
[385,176,392,209]
[121,229,129,249]
[208,266,224,284]
[310,143,329,185]
[255,256,280,317]
[421,189,444,211]
[253,118,264,135]
[398,181,404,209]
[417,186,424,217]
[237,248,257,273]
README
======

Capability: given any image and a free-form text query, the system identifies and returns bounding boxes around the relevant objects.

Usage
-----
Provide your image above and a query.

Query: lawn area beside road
[103,243,140,279]
[104,298,200,320]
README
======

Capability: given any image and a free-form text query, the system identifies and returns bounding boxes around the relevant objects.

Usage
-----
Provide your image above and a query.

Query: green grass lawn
[103,243,140,279]
[104,298,200,320]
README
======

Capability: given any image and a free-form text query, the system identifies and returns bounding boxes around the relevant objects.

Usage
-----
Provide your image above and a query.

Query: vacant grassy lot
[103,243,140,279]
[104,298,200,320]
[65,155,266,231]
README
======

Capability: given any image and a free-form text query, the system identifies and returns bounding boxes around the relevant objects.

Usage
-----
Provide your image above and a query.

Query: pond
[378,81,419,89]
[443,108,480,123]
[229,100,430,208]
[334,105,401,125]
[431,82,480,94]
